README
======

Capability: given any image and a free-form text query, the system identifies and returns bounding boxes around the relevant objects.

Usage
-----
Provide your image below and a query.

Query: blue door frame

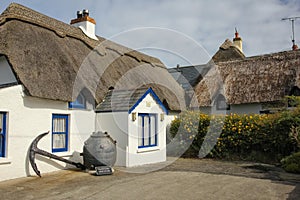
[0,112,7,157]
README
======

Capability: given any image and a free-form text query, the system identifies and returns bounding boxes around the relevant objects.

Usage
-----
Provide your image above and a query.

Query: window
[52,114,69,152]
[69,93,86,109]
[290,86,300,96]
[0,112,7,157]
[138,114,157,148]
[215,94,230,110]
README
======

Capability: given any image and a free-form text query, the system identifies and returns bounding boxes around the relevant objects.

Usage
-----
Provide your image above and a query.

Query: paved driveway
[0,158,299,199]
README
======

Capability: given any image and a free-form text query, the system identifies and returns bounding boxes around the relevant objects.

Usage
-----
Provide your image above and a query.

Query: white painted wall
[127,94,166,167]
[0,85,95,181]
[165,113,178,126]
[0,56,17,85]
[96,93,167,167]
[200,103,262,115]
[230,104,262,114]
[72,21,98,40]
[95,112,128,166]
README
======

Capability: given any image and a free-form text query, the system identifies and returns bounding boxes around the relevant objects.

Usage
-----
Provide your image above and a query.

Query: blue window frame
[52,114,69,152]
[69,93,86,109]
[138,114,157,148]
[0,112,7,157]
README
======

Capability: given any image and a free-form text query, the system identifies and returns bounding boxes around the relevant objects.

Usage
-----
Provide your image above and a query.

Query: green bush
[168,108,300,163]
[281,152,300,173]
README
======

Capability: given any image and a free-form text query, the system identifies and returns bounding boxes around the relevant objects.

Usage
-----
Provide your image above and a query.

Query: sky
[1,0,300,67]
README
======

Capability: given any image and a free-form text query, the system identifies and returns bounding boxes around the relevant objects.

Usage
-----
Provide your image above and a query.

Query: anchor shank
[34,148,82,167]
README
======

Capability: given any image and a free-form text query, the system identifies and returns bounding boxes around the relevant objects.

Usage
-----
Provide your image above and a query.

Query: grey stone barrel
[83,131,116,169]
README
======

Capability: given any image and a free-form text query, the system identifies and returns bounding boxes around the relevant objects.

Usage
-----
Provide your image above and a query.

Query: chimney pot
[77,11,83,19]
[233,28,243,53]
[292,44,298,50]
[83,9,89,17]
[176,64,181,72]
[70,9,98,40]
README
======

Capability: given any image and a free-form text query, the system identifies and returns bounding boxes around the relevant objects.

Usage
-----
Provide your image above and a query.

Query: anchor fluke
[29,132,49,177]
[29,132,86,177]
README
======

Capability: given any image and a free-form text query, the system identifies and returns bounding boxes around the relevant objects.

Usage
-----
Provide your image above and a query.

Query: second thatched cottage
[169,31,300,114]
[0,3,185,181]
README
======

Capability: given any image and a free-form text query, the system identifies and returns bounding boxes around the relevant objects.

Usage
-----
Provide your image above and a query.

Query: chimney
[233,28,243,53]
[292,44,298,50]
[176,64,180,71]
[70,9,98,40]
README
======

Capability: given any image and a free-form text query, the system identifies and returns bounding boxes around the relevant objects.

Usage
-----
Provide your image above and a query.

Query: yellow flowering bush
[169,108,300,162]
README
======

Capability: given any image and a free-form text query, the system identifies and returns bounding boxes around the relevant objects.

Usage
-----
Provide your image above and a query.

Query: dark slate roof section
[167,65,210,90]
[0,82,18,89]
[96,89,145,113]
[95,87,168,114]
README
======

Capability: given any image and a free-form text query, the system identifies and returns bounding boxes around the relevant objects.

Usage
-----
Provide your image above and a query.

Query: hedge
[168,108,300,163]
[281,152,300,173]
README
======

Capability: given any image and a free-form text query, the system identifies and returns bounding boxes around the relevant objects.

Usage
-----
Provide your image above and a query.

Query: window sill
[68,108,93,111]
[52,152,73,158]
[0,157,12,165]
[137,146,160,153]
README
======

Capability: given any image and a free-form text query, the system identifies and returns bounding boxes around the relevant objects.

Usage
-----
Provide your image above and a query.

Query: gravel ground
[163,158,300,182]
[0,158,299,199]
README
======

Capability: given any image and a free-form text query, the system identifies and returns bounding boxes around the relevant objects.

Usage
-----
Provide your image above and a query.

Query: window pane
[69,93,86,109]
[150,115,156,145]
[0,137,2,155]
[138,114,158,148]
[0,114,3,132]
[0,113,4,157]
[218,100,227,109]
[138,115,143,147]
[53,118,66,133]
[53,134,66,149]
[143,116,149,146]
[77,94,84,105]
[53,118,58,132]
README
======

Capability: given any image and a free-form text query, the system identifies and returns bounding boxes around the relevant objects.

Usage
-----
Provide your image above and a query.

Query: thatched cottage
[0,3,185,181]
[169,31,300,114]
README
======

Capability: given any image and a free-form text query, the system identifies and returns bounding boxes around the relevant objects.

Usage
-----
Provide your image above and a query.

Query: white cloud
[1,0,300,67]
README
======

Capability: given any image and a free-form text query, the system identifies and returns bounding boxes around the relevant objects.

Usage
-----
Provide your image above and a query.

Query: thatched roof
[0,3,185,111]
[212,39,245,63]
[194,50,300,106]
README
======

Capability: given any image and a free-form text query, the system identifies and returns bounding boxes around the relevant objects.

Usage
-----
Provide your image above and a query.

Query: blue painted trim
[142,115,145,147]
[52,114,69,152]
[129,88,168,114]
[68,102,86,109]
[138,113,158,148]
[69,93,86,109]
[0,112,7,157]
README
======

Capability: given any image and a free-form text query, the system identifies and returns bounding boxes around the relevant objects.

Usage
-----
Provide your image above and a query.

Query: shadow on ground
[160,158,300,199]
